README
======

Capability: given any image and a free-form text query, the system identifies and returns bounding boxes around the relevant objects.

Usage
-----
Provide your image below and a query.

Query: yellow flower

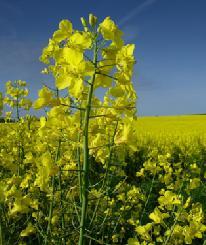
[55,47,94,92]
[20,174,32,189]
[109,85,125,97]
[9,196,31,216]
[149,207,169,224]
[135,223,153,241]
[57,47,83,66]
[33,86,53,109]
[116,44,135,72]
[53,19,73,42]
[69,31,92,50]
[112,234,119,243]
[189,178,200,189]
[34,152,58,191]
[99,16,123,47]
[127,238,140,245]
[20,223,36,237]
[158,190,181,208]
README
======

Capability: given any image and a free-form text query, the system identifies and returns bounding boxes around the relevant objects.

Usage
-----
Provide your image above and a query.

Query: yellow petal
[20,223,36,237]
[53,20,73,42]
[70,32,92,49]
[127,238,140,245]
[69,79,84,98]
[109,86,124,97]
[62,47,83,66]
[56,74,73,90]
[59,19,73,33]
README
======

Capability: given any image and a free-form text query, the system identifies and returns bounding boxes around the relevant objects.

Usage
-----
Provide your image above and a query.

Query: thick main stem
[78,39,97,245]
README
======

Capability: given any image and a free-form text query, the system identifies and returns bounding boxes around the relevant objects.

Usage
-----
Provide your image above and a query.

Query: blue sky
[0,0,205,116]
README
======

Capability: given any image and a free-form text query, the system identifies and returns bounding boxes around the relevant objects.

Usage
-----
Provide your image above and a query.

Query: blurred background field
[136,115,206,143]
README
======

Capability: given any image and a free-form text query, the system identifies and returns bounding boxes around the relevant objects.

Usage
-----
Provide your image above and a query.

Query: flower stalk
[78,36,98,245]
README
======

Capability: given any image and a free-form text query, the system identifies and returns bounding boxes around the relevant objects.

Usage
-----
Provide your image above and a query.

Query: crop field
[0,113,205,244]
[137,115,206,133]
[0,15,206,245]
[136,115,206,143]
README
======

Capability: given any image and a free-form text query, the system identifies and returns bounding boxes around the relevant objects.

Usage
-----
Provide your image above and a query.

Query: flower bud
[80,17,88,31]
[89,14,97,27]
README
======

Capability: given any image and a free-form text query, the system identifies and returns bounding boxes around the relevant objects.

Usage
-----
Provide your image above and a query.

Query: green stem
[163,182,185,245]
[163,205,183,245]
[17,126,23,177]
[77,109,83,204]
[78,37,97,245]
[0,208,3,245]
[16,92,20,121]
[45,139,61,244]
[100,121,119,191]
[77,142,83,204]
[89,121,118,230]
[140,173,156,225]
[45,175,55,245]
[58,167,66,245]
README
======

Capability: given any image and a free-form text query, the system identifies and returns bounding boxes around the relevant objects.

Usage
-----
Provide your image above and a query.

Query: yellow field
[136,115,206,143]
[137,114,206,132]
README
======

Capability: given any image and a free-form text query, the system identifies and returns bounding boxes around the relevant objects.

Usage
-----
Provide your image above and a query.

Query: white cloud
[118,0,157,26]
